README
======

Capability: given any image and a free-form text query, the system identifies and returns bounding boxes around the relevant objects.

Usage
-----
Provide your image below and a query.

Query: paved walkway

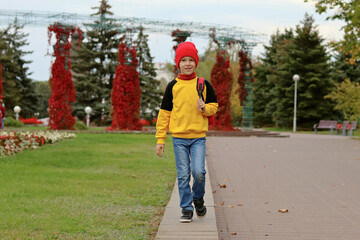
[155,164,218,239]
[155,133,360,240]
[206,133,360,240]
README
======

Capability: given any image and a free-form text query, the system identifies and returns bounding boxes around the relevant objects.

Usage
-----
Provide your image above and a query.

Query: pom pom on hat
[175,42,199,68]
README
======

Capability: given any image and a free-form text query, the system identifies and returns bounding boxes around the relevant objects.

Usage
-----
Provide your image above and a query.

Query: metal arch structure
[0,9,266,47]
[0,9,267,130]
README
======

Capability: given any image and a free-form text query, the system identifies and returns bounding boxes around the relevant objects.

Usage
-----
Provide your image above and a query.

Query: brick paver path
[206,133,360,240]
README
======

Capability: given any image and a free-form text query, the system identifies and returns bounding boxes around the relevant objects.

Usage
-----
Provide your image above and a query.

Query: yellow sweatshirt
[155,76,218,144]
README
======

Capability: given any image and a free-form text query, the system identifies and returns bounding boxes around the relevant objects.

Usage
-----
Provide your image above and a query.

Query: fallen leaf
[219,184,227,188]
[264,202,269,204]
[227,205,234,208]
[212,190,217,193]
[237,204,243,206]
[231,233,237,235]
[131,175,136,178]
[265,234,269,236]
[357,158,360,160]
[278,209,288,213]
[264,165,267,168]
[225,178,229,181]
[221,201,224,206]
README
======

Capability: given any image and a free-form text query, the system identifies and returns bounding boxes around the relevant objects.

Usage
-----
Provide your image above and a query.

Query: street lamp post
[293,74,300,133]
[14,106,21,121]
[84,106,92,127]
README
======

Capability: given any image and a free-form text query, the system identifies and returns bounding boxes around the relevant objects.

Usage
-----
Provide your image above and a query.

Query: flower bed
[19,117,43,125]
[139,119,150,126]
[0,131,76,157]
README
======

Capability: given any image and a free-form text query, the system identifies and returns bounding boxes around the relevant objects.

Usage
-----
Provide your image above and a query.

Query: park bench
[313,120,337,134]
[342,121,358,136]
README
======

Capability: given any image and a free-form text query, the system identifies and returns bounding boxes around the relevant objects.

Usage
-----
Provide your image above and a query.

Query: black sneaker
[179,210,193,223]
[194,198,207,218]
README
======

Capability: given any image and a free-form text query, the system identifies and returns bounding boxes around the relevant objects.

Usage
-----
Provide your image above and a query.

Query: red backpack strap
[197,77,205,100]
[197,78,205,91]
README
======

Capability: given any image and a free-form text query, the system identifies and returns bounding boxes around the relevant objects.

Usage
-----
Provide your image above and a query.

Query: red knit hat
[175,42,199,68]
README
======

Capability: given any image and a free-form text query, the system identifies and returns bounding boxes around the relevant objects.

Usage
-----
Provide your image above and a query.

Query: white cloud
[318,21,344,41]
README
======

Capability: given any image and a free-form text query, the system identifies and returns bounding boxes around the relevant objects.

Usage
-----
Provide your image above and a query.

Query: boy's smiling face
[179,56,196,75]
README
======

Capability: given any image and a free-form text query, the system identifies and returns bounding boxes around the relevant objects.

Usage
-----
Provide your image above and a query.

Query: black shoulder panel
[204,80,217,104]
[160,79,177,111]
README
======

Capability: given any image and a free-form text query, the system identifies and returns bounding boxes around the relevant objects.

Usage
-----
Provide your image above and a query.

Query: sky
[1,0,344,81]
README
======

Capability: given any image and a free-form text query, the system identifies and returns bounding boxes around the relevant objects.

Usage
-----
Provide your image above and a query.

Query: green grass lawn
[0,133,176,239]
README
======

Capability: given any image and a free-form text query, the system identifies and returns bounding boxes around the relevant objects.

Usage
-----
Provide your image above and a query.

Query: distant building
[155,63,173,83]
[154,62,175,92]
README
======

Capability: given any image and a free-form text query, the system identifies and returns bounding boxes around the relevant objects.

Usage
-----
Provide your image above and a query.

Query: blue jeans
[172,137,206,211]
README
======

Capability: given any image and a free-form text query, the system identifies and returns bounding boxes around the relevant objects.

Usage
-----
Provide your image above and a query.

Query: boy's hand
[156,144,165,157]
[197,99,205,113]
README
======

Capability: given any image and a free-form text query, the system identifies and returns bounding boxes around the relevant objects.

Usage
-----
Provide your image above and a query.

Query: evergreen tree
[0,26,20,117]
[254,14,335,128]
[7,20,39,118]
[135,26,161,123]
[33,81,51,118]
[288,14,335,128]
[270,29,300,128]
[331,52,360,84]
[0,20,39,117]
[72,0,123,124]
[253,29,294,127]
[0,32,11,95]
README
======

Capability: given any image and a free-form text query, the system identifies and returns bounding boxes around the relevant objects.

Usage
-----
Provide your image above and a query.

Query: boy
[155,41,218,223]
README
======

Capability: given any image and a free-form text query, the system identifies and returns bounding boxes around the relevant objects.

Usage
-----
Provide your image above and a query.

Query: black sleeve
[160,80,177,111]
[204,80,217,104]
